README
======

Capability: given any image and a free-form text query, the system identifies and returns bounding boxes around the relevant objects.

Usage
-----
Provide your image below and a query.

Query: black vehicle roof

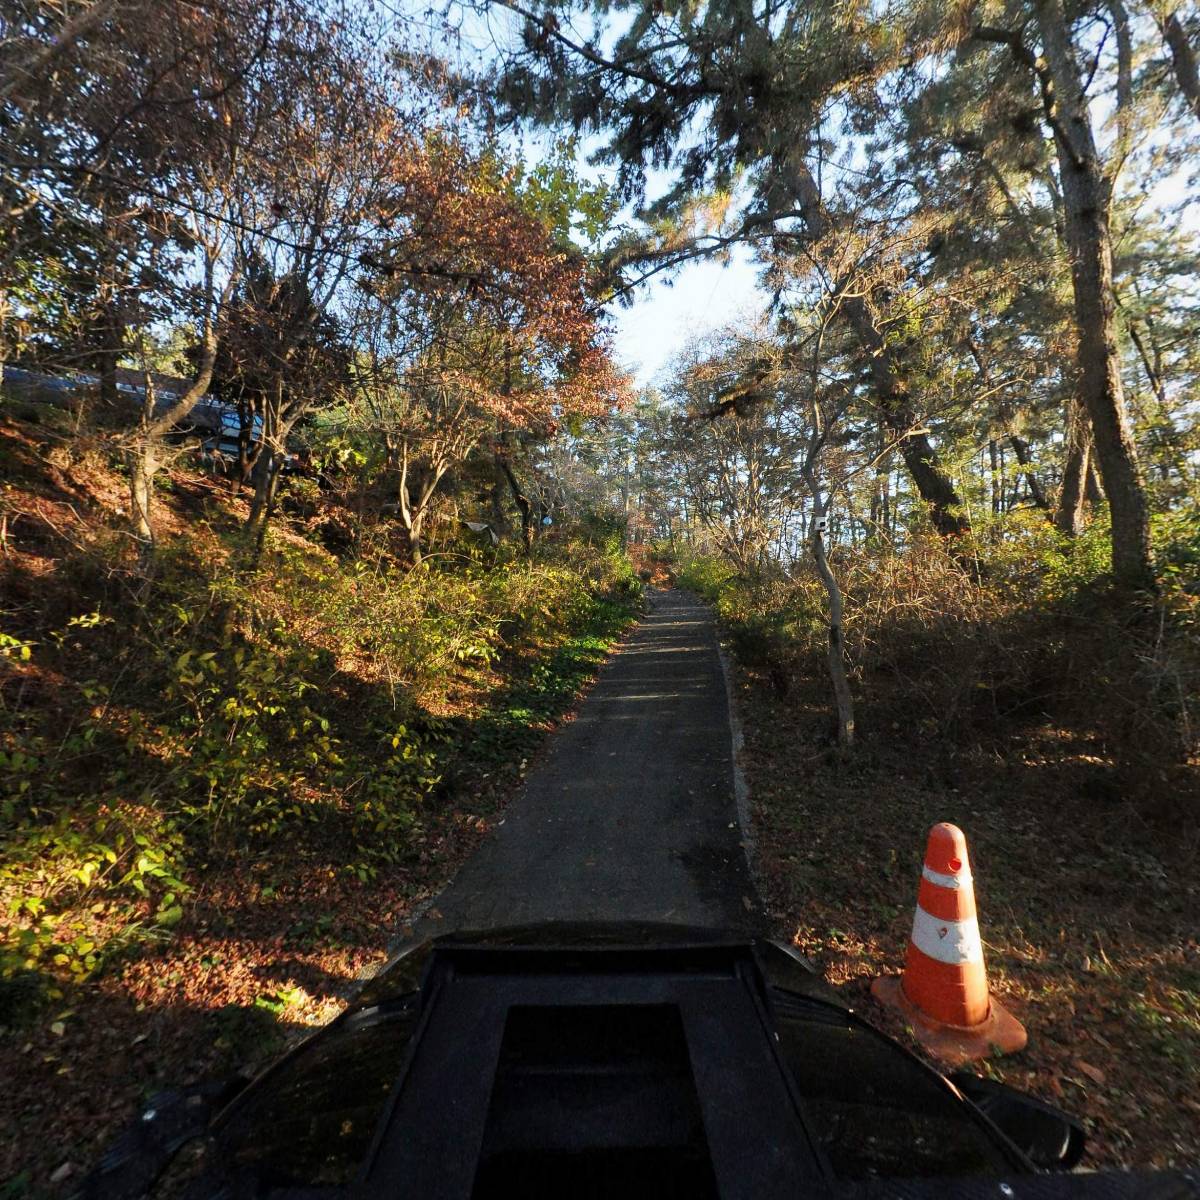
[83,926,1200,1200]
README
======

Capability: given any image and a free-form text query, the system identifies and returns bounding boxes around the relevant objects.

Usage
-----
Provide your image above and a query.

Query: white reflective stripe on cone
[921,865,972,890]
[910,907,984,964]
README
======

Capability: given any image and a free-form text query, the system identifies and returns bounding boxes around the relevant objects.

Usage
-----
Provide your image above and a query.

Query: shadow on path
[410,589,761,936]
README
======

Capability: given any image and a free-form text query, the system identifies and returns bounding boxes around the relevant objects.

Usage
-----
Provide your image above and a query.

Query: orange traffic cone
[872,823,1026,1065]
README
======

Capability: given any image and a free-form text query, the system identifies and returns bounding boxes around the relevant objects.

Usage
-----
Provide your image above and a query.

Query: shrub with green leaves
[1,525,641,1016]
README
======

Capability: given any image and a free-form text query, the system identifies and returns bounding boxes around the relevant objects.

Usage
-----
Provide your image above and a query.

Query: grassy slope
[0,406,640,1194]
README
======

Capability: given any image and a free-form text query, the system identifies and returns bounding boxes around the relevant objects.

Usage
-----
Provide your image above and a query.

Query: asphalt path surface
[412,589,761,936]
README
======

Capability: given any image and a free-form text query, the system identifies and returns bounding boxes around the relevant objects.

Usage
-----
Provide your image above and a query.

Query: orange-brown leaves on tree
[367,137,630,428]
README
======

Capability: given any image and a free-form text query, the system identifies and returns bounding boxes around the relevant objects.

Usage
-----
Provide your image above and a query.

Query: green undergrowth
[0,502,641,1021]
[465,604,632,772]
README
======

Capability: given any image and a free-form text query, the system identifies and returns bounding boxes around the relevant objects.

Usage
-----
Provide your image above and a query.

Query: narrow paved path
[413,589,760,936]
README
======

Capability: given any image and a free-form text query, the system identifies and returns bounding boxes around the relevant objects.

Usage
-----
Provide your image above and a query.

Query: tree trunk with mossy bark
[1032,0,1155,587]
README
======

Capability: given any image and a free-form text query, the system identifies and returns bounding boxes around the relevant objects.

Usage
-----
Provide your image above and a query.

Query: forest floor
[734,653,1199,1169]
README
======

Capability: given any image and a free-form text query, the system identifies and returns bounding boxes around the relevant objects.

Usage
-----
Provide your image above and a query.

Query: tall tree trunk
[880,463,894,538]
[1056,398,1092,537]
[234,394,261,494]
[245,372,299,560]
[500,458,535,552]
[1159,10,1200,120]
[875,384,969,537]
[247,385,283,542]
[127,373,161,553]
[122,251,229,550]
[869,437,885,533]
[89,290,124,410]
[392,440,450,567]
[778,155,969,538]
[802,469,855,749]
[1034,0,1155,586]
[90,242,125,411]
[489,458,513,540]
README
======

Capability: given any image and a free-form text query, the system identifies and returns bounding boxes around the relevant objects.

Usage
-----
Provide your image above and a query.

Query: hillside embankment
[0,403,642,1193]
